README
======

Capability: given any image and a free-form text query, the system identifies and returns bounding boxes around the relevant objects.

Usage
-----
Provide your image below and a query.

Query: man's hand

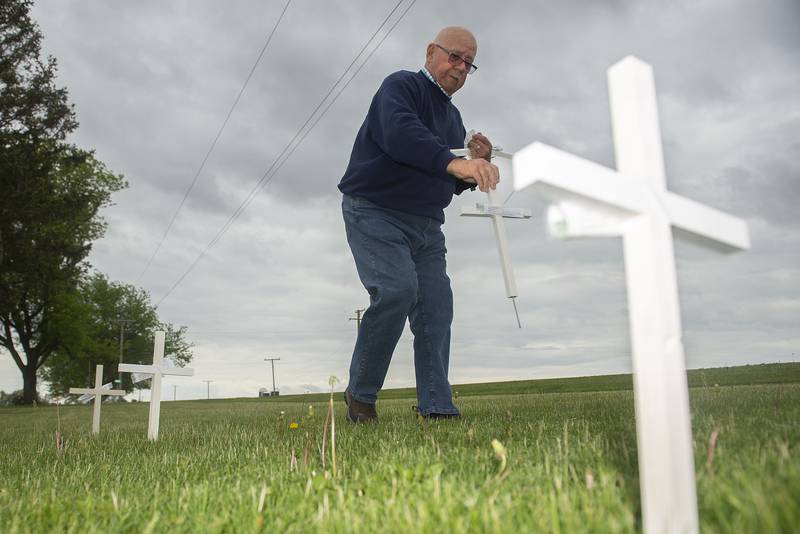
[446,157,499,192]
[467,132,492,161]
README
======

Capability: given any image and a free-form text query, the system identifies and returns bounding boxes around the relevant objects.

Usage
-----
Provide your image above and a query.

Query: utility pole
[349,308,365,333]
[111,317,133,390]
[172,385,177,401]
[203,380,213,400]
[264,357,280,395]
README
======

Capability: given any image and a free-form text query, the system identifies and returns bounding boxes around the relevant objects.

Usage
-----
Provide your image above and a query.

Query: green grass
[1,364,798,533]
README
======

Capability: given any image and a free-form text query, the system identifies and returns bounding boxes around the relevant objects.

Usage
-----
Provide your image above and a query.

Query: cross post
[512,56,749,533]
[456,149,532,327]
[118,331,194,440]
[69,364,125,434]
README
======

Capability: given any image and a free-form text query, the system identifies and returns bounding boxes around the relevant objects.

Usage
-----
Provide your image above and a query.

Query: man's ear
[425,43,435,62]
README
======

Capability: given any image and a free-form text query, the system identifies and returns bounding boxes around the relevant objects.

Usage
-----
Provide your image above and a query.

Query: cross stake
[69,364,125,434]
[512,55,749,533]
[119,331,194,441]
[457,148,531,328]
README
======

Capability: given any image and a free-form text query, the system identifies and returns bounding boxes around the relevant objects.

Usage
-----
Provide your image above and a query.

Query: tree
[0,0,76,142]
[0,148,126,403]
[0,1,127,403]
[42,272,193,397]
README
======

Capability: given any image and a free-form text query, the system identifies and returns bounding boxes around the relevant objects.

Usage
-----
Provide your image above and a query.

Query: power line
[202,0,415,251]
[154,0,417,307]
[200,0,418,257]
[136,0,293,286]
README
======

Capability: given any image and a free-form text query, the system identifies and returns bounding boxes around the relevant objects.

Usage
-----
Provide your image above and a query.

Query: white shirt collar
[421,67,452,99]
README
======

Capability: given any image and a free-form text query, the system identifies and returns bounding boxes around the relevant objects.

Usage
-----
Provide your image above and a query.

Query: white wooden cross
[118,331,194,441]
[69,364,125,434]
[512,56,749,533]
[455,148,532,327]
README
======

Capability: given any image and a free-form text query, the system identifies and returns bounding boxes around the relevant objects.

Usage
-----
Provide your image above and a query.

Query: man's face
[425,32,477,95]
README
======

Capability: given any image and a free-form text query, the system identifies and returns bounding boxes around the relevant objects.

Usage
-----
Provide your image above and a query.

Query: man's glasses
[434,44,478,74]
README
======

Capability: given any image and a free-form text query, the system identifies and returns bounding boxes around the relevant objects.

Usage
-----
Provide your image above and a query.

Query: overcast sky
[3,0,798,400]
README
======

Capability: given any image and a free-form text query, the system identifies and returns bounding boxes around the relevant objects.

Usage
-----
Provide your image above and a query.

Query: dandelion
[491,438,508,479]
[290,422,299,430]
[307,404,314,418]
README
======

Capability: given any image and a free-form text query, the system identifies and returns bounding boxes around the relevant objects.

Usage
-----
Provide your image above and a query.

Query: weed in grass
[54,402,66,455]
[328,376,339,478]
[706,425,721,470]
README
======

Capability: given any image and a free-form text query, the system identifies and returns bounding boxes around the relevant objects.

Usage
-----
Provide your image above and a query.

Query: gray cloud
[2,0,797,398]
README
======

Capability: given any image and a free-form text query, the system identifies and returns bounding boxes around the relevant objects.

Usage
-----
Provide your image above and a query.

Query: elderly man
[338,26,499,422]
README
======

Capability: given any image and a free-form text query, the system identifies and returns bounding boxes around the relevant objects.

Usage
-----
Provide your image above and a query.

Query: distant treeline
[259,362,800,404]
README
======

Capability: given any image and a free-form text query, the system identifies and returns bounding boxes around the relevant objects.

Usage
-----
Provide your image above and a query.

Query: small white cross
[512,55,749,534]
[118,331,194,441]
[456,148,532,327]
[69,364,125,434]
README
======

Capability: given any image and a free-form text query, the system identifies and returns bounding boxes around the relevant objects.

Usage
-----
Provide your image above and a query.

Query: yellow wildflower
[491,438,508,476]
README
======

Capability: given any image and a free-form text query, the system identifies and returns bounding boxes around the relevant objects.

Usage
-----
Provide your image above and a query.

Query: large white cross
[69,364,125,434]
[455,148,532,327]
[512,56,749,533]
[118,331,194,441]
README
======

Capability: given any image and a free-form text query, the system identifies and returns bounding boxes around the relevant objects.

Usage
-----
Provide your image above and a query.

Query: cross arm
[663,192,750,252]
[119,363,194,377]
[69,388,126,396]
[450,148,514,160]
[512,142,646,215]
[461,203,532,219]
[453,148,530,218]
[513,142,750,251]
[162,367,194,377]
[119,363,156,374]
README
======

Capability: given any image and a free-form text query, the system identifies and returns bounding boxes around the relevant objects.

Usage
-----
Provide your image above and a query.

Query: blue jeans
[342,195,459,416]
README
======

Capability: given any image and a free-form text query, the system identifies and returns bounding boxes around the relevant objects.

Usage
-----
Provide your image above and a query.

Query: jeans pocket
[344,195,371,218]
[345,195,367,207]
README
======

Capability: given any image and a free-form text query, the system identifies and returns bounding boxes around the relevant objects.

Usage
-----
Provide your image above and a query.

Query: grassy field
[1,364,798,533]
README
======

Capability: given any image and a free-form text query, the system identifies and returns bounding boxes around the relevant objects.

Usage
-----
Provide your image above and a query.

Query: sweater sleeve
[369,75,457,177]
[454,179,476,195]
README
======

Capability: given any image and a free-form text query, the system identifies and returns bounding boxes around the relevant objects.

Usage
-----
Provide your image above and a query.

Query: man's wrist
[446,157,467,179]
[438,150,461,177]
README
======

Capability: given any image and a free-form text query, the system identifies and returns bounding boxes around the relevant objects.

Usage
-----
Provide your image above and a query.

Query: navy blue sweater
[338,70,473,223]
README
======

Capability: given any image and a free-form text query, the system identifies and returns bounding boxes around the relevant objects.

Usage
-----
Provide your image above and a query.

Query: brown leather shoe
[344,389,378,423]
